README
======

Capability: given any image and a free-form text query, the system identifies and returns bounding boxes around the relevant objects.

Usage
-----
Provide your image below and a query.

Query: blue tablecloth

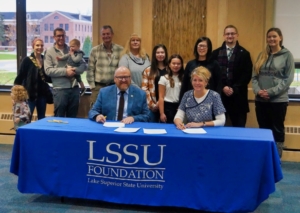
[10,117,282,213]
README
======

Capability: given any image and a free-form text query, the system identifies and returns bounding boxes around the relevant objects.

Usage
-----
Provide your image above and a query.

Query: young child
[158,54,185,123]
[11,85,31,130]
[56,38,87,96]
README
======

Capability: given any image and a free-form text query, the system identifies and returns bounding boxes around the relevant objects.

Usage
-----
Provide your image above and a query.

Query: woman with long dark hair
[252,27,294,157]
[179,37,221,101]
[142,44,168,122]
[158,54,184,123]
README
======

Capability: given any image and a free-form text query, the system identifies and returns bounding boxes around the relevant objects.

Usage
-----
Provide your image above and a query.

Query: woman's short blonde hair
[191,66,211,83]
[11,85,28,102]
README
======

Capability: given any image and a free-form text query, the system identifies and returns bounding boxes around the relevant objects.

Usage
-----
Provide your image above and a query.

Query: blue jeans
[53,87,80,118]
[28,97,47,120]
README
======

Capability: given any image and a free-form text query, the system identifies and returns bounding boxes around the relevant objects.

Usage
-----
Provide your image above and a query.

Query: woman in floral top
[174,66,226,130]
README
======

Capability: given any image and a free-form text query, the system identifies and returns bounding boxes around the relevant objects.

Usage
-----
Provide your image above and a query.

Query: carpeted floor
[1,144,300,213]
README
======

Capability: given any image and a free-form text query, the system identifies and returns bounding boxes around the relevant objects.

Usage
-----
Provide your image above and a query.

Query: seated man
[88,66,150,124]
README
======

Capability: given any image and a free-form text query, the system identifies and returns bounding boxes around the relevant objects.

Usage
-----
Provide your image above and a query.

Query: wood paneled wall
[207,0,274,63]
[93,0,153,56]
[152,0,206,62]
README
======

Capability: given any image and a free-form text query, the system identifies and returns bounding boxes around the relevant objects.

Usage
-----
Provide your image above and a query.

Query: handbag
[29,56,53,104]
[45,83,53,104]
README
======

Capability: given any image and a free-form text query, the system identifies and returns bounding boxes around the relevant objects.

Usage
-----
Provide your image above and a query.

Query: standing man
[86,25,123,107]
[44,27,87,117]
[211,25,253,127]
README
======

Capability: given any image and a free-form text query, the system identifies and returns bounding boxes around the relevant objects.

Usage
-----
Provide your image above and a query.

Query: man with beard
[88,66,150,124]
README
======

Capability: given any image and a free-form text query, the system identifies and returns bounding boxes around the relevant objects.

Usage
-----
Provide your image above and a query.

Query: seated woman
[174,66,226,129]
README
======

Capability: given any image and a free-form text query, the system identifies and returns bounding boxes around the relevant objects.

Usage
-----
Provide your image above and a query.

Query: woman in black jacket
[179,37,222,102]
[14,38,52,120]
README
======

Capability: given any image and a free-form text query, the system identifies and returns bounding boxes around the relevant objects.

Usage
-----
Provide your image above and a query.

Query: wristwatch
[203,121,206,127]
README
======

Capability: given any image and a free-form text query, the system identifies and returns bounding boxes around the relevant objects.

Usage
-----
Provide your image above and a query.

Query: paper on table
[143,128,167,134]
[103,122,125,128]
[182,128,207,134]
[114,127,140,133]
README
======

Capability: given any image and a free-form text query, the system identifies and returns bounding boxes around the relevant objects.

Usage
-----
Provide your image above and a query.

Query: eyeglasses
[197,44,207,49]
[55,34,65,38]
[115,76,131,80]
[224,33,237,36]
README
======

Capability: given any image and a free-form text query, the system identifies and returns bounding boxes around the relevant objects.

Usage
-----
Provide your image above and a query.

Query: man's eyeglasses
[115,76,131,81]
[224,33,237,36]
[55,34,65,38]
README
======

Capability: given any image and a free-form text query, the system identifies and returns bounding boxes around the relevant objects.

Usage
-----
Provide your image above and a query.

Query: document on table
[114,127,140,133]
[143,128,167,134]
[182,128,207,134]
[103,122,125,128]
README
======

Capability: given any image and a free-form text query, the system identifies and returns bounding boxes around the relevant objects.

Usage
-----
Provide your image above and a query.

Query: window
[275,1,300,96]
[85,25,86,32]
[78,24,80,31]
[0,0,92,87]
[65,36,69,43]
[65,23,69,31]
[75,24,77,31]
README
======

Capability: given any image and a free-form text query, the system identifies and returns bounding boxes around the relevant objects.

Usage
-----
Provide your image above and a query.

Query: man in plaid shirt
[87,25,123,107]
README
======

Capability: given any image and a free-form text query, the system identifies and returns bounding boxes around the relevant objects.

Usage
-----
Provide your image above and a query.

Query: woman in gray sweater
[118,33,150,87]
[252,27,295,158]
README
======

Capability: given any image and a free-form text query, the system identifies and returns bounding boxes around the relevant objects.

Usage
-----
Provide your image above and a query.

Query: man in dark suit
[211,25,253,127]
[88,66,150,124]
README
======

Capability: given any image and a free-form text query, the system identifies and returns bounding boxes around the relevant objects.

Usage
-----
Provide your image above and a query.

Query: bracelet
[203,121,206,127]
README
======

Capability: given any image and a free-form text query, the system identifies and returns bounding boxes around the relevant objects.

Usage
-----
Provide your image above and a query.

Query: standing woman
[118,33,151,87]
[180,37,221,101]
[158,54,184,123]
[142,44,168,122]
[14,38,52,120]
[252,27,294,157]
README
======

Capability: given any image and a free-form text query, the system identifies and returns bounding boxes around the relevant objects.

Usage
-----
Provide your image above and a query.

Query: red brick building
[40,11,92,50]
[0,11,92,51]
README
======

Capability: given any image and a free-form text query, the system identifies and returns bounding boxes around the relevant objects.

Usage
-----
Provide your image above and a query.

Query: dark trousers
[28,97,47,120]
[53,87,80,118]
[226,111,247,127]
[164,101,179,124]
[255,101,288,142]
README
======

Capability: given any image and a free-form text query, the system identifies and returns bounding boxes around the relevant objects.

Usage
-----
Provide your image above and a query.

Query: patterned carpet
[1,144,300,213]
